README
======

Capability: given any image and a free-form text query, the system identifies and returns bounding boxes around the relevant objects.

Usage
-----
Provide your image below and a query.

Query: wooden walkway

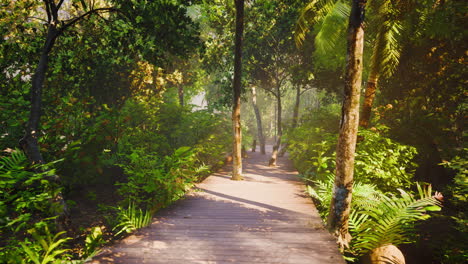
[91,147,345,264]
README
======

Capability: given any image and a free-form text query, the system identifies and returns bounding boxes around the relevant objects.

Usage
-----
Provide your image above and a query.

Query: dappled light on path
[91,149,344,263]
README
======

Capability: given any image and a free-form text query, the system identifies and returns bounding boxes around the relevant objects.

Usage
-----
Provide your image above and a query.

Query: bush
[289,124,417,193]
[116,146,207,211]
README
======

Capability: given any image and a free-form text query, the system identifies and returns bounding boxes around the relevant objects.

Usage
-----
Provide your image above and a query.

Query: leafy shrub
[0,150,62,234]
[290,125,417,192]
[288,104,340,175]
[116,146,206,210]
[354,127,418,192]
[437,153,468,262]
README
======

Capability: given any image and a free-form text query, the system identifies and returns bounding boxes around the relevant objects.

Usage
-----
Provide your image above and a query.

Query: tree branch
[49,0,59,22]
[58,7,118,35]
[43,0,52,23]
[262,87,278,98]
[57,0,65,10]
[28,16,49,23]
[300,86,313,96]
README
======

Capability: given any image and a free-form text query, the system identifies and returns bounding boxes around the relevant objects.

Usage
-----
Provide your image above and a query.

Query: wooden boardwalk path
[91,148,345,264]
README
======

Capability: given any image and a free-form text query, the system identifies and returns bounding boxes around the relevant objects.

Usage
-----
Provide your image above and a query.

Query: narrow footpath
[91,147,345,264]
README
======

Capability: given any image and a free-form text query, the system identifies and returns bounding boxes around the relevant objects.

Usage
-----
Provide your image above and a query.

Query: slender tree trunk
[251,87,266,154]
[292,85,301,129]
[327,0,366,250]
[19,25,70,230]
[178,84,184,107]
[231,0,244,181]
[20,25,57,164]
[269,89,282,166]
[359,74,379,128]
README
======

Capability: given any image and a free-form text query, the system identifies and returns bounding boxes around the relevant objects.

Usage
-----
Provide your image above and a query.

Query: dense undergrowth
[287,104,466,263]
[0,96,231,263]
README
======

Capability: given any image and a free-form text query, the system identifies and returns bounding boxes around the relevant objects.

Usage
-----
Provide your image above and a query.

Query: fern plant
[306,175,383,219]
[19,226,71,264]
[348,184,442,257]
[112,202,152,237]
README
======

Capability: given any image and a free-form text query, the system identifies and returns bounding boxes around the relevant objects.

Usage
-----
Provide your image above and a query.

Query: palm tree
[360,0,403,127]
[295,0,404,128]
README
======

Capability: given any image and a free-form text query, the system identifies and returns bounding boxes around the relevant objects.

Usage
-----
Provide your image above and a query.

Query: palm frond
[314,0,350,55]
[294,0,338,48]
[369,0,403,79]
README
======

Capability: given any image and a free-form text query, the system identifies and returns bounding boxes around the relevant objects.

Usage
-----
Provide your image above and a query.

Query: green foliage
[19,226,71,264]
[116,146,205,210]
[289,107,417,192]
[306,174,441,261]
[0,150,62,234]
[112,203,152,237]
[306,175,383,219]
[355,127,418,192]
[287,104,340,175]
[348,184,442,257]
[82,227,104,260]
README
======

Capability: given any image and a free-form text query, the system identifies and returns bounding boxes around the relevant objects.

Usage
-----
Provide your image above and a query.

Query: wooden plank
[91,150,345,264]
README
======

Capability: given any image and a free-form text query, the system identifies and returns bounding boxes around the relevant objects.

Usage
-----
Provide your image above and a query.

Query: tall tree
[295,0,405,129]
[231,0,244,180]
[20,0,115,165]
[242,0,300,166]
[19,0,115,229]
[251,86,266,154]
[326,0,366,250]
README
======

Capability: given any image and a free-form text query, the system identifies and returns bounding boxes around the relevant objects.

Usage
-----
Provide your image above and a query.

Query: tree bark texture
[251,87,266,154]
[269,89,282,166]
[359,75,378,128]
[231,0,244,180]
[327,0,366,250]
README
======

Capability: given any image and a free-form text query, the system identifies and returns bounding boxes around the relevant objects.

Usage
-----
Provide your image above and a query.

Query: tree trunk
[327,0,366,250]
[178,84,184,107]
[20,25,57,164]
[292,84,301,129]
[269,90,282,166]
[359,74,379,128]
[19,25,70,230]
[231,0,244,181]
[251,87,266,154]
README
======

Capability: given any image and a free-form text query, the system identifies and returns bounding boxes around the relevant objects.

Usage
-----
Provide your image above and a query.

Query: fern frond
[350,184,442,256]
[0,149,27,174]
[113,202,152,237]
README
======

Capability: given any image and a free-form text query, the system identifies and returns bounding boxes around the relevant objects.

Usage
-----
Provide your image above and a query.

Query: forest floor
[89,147,345,263]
